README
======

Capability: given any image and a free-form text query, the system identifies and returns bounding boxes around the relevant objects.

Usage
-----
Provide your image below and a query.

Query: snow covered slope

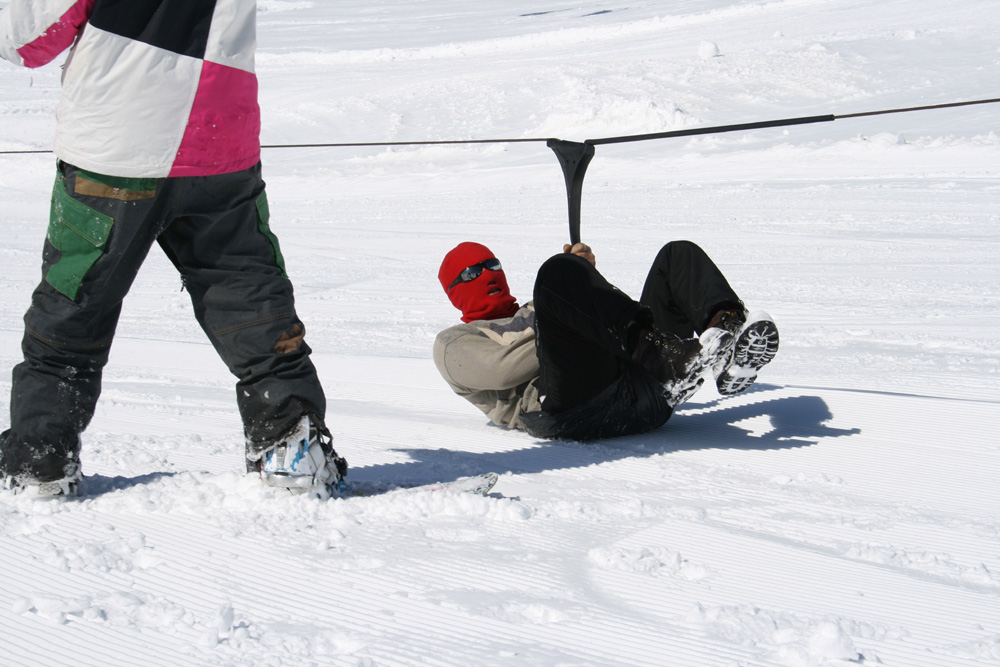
[1,1,998,665]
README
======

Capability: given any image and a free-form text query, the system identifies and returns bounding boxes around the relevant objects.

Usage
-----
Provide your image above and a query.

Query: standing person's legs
[639,240,744,338]
[1,162,169,489]
[156,163,328,465]
[532,253,646,414]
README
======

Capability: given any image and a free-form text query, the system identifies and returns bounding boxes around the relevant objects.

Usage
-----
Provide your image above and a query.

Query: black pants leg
[532,253,646,414]
[639,240,743,337]
[156,165,326,458]
[1,161,326,483]
[532,241,743,418]
[2,162,169,481]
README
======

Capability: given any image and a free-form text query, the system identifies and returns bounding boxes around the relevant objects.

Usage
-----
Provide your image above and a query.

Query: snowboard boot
[714,311,780,396]
[631,326,735,407]
[254,415,348,499]
[0,431,82,498]
[4,472,82,498]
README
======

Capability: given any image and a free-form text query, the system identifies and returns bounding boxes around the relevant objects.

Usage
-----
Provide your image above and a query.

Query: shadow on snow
[349,384,861,485]
[53,385,861,497]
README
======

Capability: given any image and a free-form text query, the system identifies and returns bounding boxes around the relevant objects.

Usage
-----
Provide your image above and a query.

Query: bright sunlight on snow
[1,1,999,665]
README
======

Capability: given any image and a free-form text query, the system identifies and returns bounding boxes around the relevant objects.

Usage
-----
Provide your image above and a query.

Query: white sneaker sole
[716,311,779,396]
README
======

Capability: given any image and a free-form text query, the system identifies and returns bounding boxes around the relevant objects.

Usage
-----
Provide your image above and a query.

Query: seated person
[433,240,779,441]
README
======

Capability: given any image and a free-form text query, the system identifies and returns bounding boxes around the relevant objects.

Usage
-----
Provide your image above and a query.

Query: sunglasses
[448,258,502,291]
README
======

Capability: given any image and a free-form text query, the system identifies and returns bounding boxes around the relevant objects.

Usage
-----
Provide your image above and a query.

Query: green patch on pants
[45,177,115,300]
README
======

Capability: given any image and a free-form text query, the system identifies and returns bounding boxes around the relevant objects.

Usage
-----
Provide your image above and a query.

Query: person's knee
[537,252,589,282]
[659,239,701,258]
[652,240,710,271]
[534,253,590,302]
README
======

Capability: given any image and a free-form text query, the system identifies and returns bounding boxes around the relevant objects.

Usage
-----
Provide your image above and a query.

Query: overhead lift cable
[3,97,997,242]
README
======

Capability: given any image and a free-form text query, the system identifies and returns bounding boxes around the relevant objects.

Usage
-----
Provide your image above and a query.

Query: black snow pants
[0,161,326,483]
[522,240,742,441]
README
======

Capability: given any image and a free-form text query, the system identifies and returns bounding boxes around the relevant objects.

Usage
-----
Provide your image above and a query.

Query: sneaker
[662,328,735,407]
[632,327,735,407]
[257,415,347,498]
[714,311,779,396]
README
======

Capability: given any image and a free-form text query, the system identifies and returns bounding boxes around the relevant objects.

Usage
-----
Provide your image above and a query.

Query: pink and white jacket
[0,0,261,178]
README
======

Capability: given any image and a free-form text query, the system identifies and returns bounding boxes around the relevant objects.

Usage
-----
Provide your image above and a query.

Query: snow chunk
[699,41,721,58]
[688,603,867,666]
[807,621,860,663]
[589,546,710,581]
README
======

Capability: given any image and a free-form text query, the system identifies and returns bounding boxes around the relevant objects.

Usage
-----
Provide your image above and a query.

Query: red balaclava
[438,242,519,322]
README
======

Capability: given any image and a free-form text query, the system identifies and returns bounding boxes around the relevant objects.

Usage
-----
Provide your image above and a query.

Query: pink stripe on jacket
[170,61,261,178]
[15,0,94,68]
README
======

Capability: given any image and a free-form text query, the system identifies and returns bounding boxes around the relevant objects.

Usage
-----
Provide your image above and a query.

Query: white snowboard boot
[258,415,346,498]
